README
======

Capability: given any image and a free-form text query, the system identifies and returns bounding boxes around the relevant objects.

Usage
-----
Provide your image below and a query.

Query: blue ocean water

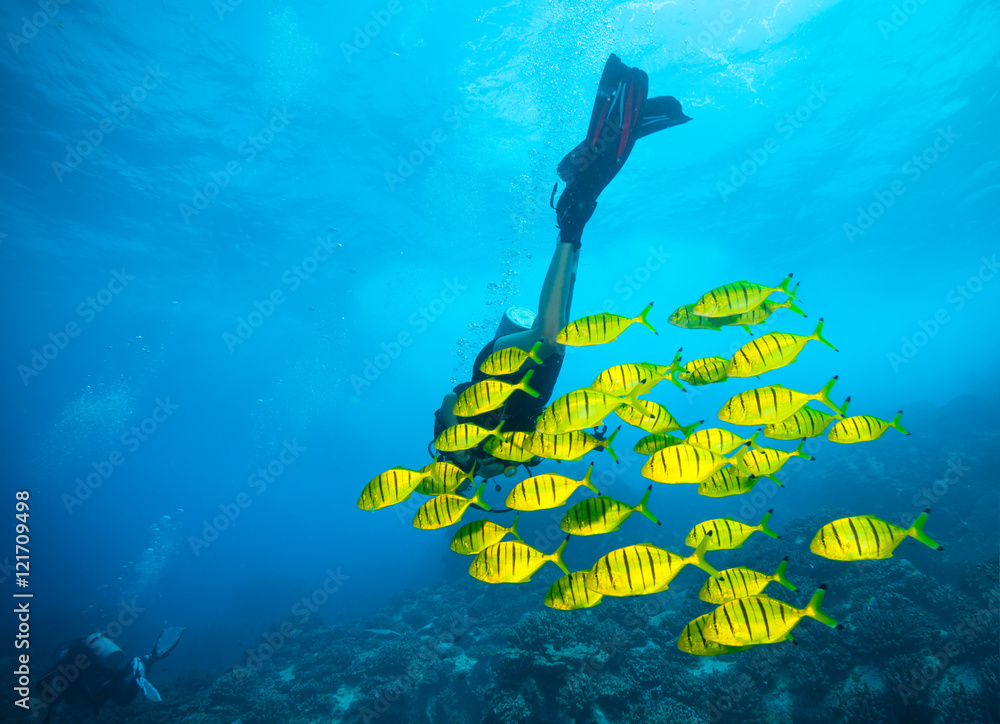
[1,0,998,722]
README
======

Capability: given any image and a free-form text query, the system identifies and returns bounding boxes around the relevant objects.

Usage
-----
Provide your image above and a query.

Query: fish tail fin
[777,273,797,298]
[549,534,571,575]
[581,462,600,494]
[812,318,838,351]
[637,485,660,525]
[758,508,780,540]
[680,419,703,436]
[890,410,910,435]
[775,556,797,592]
[528,340,543,365]
[804,584,840,628]
[839,396,852,418]
[510,513,521,542]
[667,348,686,391]
[907,508,943,550]
[622,387,649,416]
[687,531,723,579]
[815,375,842,415]
[473,483,492,511]
[638,302,658,335]
[766,473,784,487]
[730,441,753,476]
[491,419,507,441]
[786,292,807,317]
[603,427,620,464]
[518,369,540,398]
[793,437,813,460]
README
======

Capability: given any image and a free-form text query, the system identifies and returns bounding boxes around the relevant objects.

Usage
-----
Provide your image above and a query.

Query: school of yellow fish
[359,274,939,657]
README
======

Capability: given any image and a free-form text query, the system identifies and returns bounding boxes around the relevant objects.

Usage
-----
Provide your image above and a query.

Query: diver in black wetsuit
[34,627,184,721]
[431,54,691,479]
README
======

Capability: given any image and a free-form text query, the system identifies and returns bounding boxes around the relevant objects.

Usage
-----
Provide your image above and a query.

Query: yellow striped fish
[434,420,507,452]
[715,285,805,333]
[642,443,751,485]
[677,613,752,656]
[413,483,492,530]
[737,438,812,482]
[828,411,909,443]
[634,432,684,455]
[524,428,619,462]
[545,571,604,611]
[810,508,942,561]
[536,387,646,434]
[556,302,657,346]
[585,535,722,597]
[616,399,701,435]
[763,399,850,440]
[506,463,599,511]
[358,468,427,511]
[668,303,727,331]
[696,468,760,498]
[692,274,797,318]
[480,341,543,376]
[453,369,540,416]
[686,428,756,455]
[703,585,840,646]
[450,515,520,555]
[685,509,780,550]
[699,557,797,605]
[469,536,570,583]
[677,357,729,386]
[416,460,475,495]
[484,431,535,463]
[727,318,838,378]
[560,486,660,536]
[718,376,844,426]
[591,349,685,395]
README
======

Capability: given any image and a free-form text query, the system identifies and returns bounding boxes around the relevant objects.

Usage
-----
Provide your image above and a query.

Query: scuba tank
[85,632,125,669]
[493,306,536,340]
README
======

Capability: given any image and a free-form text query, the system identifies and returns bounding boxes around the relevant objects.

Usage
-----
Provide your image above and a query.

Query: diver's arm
[488,242,578,359]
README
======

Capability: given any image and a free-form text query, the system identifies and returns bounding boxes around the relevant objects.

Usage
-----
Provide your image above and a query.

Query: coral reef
[20,526,998,724]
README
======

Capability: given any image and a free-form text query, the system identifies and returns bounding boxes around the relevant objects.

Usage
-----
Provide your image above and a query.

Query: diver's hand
[476,458,507,480]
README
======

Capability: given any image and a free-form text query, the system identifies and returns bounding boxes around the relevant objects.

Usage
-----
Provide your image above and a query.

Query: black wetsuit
[434,340,564,466]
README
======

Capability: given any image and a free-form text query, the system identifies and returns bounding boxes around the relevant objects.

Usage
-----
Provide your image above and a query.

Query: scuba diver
[431,53,691,480]
[34,627,184,721]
